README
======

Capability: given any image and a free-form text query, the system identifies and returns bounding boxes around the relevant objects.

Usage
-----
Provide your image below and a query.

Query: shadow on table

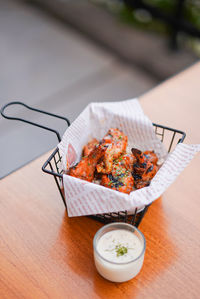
[53,197,177,298]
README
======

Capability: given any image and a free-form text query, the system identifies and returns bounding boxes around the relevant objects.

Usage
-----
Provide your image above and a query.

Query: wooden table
[1,63,200,299]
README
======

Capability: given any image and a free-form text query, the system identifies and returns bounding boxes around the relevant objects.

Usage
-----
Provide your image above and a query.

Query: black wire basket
[1,102,186,227]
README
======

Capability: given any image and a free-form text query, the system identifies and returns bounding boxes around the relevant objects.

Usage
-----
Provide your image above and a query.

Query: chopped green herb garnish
[115,244,128,256]
[105,243,134,256]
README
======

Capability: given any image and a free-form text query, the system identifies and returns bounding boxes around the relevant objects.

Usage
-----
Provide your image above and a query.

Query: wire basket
[1,102,186,227]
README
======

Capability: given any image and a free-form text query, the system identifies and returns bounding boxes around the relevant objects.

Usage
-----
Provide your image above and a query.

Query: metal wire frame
[1,101,186,227]
[0,101,70,142]
[41,124,186,227]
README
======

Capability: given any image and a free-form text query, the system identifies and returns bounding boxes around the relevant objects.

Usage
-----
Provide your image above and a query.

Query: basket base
[88,205,150,227]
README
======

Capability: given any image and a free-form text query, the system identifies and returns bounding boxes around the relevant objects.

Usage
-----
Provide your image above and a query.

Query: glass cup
[93,222,146,282]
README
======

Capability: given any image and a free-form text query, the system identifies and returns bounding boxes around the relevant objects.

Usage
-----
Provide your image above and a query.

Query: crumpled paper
[58,99,200,217]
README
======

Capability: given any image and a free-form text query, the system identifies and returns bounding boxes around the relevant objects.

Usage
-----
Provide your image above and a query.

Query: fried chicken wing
[68,128,159,193]
[101,154,135,194]
[68,145,106,182]
[142,163,158,181]
[112,154,136,173]
[134,180,150,189]
[82,138,99,157]
[132,148,158,165]
[143,150,158,165]
[101,173,134,194]
[131,148,152,175]
[134,164,158,189]
[131,148,147,164]
[96,128,128,174]
[131,148,158,189]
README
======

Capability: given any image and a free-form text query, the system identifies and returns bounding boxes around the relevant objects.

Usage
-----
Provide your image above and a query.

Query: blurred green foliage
[91,0,200,54]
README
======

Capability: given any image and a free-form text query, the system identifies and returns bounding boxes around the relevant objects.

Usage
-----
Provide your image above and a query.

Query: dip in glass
[93,222,146,282]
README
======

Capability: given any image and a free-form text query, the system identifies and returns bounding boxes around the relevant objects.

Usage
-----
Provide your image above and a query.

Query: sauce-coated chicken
[131,148,158,189]
[96,128,128,174]
[101,154,135,194]
[68,145,106,182]
[143,150,158,165]
[82,138,99,157]
[67,128,159,193]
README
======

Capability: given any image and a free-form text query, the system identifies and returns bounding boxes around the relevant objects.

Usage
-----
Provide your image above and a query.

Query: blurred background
[0,0,199,178]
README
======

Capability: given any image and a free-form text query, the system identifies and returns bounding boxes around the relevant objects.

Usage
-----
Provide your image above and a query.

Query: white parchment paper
[58,99,200,217]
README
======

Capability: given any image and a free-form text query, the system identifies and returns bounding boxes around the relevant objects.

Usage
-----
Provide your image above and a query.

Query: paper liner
[58,99,200,217]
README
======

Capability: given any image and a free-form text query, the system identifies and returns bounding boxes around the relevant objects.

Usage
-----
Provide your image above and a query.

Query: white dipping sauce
[94,224,145,283]
[97,230,142,263]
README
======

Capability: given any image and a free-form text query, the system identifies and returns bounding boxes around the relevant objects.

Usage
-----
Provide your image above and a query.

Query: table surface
[1,62,200,299]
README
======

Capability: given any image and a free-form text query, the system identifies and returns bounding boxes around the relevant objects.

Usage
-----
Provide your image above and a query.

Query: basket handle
[0,101,70,142]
